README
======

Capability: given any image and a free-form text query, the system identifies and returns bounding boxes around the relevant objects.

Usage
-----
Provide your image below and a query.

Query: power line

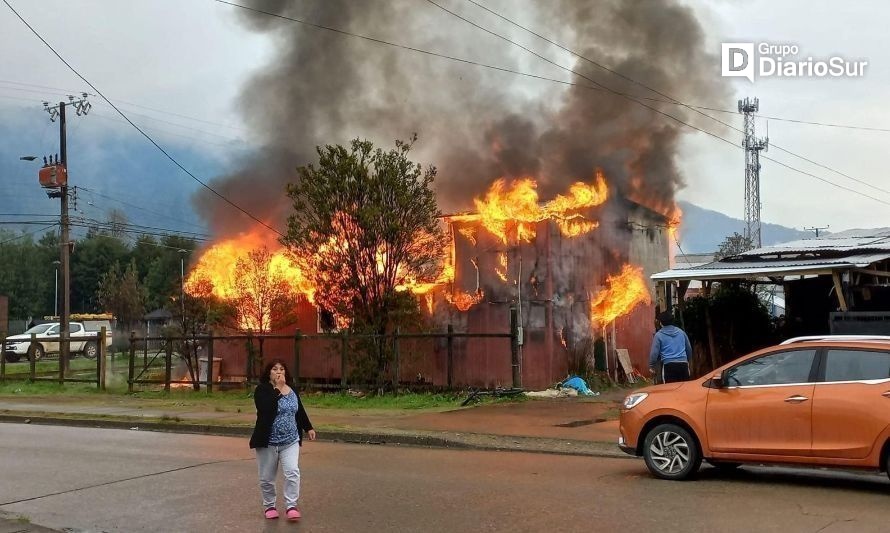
[687,105,890,133]
[0,79,249,134]
[69,216,211,239]
[443,0,890,203]
[76,185,209,233]
[0,223,57,245]
[2,0,285,238]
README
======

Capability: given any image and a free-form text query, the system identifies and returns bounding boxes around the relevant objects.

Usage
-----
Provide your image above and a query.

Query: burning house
[186,1,727,388]
[427,174,670,388]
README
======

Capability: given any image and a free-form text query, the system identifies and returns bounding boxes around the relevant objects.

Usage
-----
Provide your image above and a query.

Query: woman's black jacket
[249,381,314,449]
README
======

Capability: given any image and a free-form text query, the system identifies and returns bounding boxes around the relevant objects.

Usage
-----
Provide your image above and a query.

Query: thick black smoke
[195,0,727,234]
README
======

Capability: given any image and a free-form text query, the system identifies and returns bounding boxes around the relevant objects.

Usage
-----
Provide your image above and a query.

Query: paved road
[1,424,889,532]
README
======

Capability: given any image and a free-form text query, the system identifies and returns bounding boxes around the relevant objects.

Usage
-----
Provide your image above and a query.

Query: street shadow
[695,464,890,494]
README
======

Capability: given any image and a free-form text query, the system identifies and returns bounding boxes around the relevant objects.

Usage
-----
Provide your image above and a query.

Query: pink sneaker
[264,508,279,519]
[286,507,301,521]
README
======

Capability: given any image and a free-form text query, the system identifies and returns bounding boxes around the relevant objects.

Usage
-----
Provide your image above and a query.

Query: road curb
[0,414,629,459]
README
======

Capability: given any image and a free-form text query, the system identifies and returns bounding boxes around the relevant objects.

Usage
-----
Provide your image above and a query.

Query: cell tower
[739,97,768,248]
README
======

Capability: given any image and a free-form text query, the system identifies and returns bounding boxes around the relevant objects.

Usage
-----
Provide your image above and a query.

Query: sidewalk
[0,390,630,532]
[0,390,626,456]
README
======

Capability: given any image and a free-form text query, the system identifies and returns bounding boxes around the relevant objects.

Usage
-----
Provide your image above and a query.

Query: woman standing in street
[249,358,316,521]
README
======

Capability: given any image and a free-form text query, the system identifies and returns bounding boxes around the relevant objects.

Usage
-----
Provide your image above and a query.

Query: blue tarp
[559,376,599,396]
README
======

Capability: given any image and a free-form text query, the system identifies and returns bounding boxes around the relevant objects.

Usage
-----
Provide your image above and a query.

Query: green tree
[140,236,197,311]
[282,136,446,387]
[715,232,754,259]
[70,234,130,313]
[0,230,56,320]
[96,259,147,331]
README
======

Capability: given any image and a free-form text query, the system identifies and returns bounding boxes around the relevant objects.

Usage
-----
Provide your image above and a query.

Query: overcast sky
[1,0,889,239]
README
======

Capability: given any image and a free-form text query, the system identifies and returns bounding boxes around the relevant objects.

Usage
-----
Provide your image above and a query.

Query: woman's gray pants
[255,440,300,509]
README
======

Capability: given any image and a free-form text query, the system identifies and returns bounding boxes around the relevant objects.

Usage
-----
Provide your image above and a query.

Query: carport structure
[652,230,890,342]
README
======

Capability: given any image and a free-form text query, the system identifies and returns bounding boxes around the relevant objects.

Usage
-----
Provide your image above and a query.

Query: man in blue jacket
[648,311,692,383]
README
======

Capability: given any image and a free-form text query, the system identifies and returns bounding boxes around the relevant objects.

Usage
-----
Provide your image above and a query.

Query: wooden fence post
[340,332,348,390]
[0,332,6,380]
[29,332,37,382]
[510,307,521,389]
[392,327,400,390]
[164,336,172,393]
[293,329,302,387]
[128,331,136,393]
[206,332,215,393]
[98,327,107,391]
[245,330,254,384]
[447,324,454,389]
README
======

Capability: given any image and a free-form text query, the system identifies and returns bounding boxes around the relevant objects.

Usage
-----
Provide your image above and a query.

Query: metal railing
[124,309,520,393]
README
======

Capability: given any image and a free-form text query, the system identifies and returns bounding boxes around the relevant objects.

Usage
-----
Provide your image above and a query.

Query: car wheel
[4,352,20,363]
[643,423,702,480]
[28,344,45,362]
[83,341,98,359]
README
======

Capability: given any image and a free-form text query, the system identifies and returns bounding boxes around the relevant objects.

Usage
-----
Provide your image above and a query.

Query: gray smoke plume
[195,0,728,234]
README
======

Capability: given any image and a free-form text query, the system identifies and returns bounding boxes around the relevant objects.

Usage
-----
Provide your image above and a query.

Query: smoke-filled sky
[200,0,729,236]
[2,0,889,243]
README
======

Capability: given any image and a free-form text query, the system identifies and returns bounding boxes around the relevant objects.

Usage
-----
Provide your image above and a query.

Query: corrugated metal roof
[652,252,890,281]
[738,233,890,257]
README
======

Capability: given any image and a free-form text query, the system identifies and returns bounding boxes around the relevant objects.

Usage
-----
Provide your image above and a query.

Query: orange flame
[450,170,608,243]
[184,235,312,330]
[590,264,651,325]
[185,235,314,303]
[446,290,485,311]
[496,252,508,282]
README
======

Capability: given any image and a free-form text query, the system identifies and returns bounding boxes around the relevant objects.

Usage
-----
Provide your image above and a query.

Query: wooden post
[340,332,348,390]
[446,324,454,389]
[206,332,214,393]
[164,336,172,393]
[128,331,136,393]
[392,327,400,389]
[510,307,521,388]
[98,327,107,390]
[30,332,37,382]
[245,330,254,383]
[258,337,265,375]
[293,329,302,387]
[832,272,849,311]
[0,332,5,380]
[703,281,718,372]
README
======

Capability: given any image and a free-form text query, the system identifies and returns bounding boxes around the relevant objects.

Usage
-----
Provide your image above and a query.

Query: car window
[725,349,817,387]
[824,349,890,382]
[69,324,82,333]
[24,324,52,334]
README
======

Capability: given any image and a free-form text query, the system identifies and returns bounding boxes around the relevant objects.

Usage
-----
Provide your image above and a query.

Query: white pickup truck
[3,322,113,362]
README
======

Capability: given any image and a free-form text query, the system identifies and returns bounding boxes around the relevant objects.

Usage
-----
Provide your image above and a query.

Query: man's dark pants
[662,361,690,383]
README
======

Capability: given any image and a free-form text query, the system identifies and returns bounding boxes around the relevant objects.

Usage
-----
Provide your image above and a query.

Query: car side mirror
[711,372,725,388]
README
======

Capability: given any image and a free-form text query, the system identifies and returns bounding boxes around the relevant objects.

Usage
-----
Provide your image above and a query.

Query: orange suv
[619,336,890,481]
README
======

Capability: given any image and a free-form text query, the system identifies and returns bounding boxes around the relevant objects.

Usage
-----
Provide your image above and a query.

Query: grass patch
[301,391,461,410]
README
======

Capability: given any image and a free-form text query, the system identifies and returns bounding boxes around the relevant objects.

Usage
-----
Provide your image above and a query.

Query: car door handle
[784,395,809,403]
[882,391,890,398]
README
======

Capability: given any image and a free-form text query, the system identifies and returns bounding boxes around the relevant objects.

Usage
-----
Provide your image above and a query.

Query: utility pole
[739,97,768,249]
[804,225,830,237]
[43,95,90,371]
